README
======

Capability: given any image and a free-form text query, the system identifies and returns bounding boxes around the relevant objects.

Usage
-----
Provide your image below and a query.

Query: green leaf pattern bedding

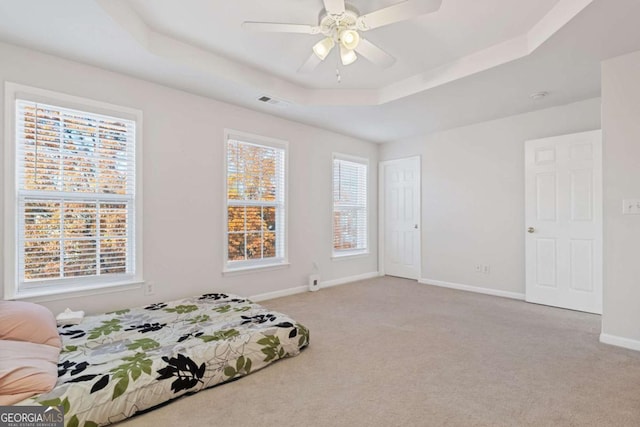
[16,293,309,426]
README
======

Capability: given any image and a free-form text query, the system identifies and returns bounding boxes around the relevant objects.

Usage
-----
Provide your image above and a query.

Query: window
[332,154,368,257]
[225,131,287,271]
[4,83,142,298]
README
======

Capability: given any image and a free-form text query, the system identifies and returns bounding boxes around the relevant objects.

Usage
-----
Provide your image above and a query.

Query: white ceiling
[0,0,639,142]
[125,0,560,89]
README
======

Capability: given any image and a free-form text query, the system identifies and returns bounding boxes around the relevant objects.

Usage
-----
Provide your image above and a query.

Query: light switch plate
[623,199,640,215]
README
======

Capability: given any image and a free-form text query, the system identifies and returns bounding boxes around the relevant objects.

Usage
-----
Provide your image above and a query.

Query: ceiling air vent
[257,95,290,108]
[258,96,273,103]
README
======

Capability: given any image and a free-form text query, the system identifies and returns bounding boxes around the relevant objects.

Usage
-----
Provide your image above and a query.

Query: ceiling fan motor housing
[319,8,359,41]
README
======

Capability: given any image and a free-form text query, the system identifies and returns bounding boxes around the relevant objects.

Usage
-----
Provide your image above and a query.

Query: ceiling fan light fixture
[313,37,335,60]
[340,45,357,66]
[339,29,360,50]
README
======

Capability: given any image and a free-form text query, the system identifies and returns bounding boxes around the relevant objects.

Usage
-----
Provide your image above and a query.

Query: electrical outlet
[474,264,482,273]
[308,274,320,292]
[144,281,155,296]
[482,265,491,274]
[623,199,640,215]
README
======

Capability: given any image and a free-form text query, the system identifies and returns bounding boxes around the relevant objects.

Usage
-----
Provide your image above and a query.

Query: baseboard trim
[599,333,640,352]
[418,278,526,301]
[250,271,380,302]
[321,271,380,289]
[250,286,307,303]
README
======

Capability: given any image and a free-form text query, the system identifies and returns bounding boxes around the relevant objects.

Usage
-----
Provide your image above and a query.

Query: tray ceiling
[125,0,560,90]
[0,0,639,141]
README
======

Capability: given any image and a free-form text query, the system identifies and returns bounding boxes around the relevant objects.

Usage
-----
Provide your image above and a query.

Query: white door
[380,157,421,279]
[525,130,602,314]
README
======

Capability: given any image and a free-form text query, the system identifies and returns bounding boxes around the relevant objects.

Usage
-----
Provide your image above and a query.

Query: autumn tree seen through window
[9,90,139,298]
[226,134,286,269]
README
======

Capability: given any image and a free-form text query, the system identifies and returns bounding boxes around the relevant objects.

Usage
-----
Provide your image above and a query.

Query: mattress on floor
[16,293,309,426]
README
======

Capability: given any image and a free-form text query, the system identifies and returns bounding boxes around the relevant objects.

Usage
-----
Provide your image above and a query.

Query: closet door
[525,130,602,314]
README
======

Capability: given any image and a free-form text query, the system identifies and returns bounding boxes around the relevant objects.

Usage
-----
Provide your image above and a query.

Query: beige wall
[0,42,379,315]
[601,49,640,347]
[380,98,601,296]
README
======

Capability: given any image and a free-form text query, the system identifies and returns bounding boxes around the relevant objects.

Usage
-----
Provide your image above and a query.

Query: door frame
[378,156,422,279]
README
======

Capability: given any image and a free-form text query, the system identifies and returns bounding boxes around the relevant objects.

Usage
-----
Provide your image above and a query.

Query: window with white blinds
[12,96,138,294]
[333,154,368,256]
[225,132,287,270]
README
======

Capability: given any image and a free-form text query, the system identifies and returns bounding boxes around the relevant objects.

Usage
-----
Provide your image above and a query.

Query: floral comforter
[17,293,309,426]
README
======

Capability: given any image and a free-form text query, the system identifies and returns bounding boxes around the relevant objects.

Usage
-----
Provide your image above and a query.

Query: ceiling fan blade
[323,0,345,15]
[357,0,442,31]
[355,38,396,68]
[242,22,320,34]
[298,52,323,73]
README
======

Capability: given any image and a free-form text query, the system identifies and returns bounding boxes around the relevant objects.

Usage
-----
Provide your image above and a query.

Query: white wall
[601,49,640,348]
[0,42,379,315]
[380,98,601,296]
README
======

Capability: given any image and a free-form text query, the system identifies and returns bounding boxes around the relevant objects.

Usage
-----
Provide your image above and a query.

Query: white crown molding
[528,0,594,51]
[380,36,529,104]
[96,0,307,103]
[96,0,593,107]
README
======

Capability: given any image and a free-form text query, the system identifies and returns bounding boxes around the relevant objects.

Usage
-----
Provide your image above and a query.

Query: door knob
[527,227,535,233]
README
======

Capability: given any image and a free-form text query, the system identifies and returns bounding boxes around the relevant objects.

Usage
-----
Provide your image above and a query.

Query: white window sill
[331,251,370,261]
[7,280,144,303]
[222,262,290,276]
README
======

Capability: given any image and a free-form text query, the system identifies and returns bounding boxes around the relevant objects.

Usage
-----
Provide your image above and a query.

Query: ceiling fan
[242,0,443,73]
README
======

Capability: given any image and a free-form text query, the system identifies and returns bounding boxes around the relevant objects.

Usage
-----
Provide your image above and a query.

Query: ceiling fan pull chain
[336,67,341,83]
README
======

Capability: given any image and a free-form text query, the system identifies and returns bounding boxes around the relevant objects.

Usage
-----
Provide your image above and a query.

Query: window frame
[331,152,369,259]
[222,129,289,274]
[3,82,144,299]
